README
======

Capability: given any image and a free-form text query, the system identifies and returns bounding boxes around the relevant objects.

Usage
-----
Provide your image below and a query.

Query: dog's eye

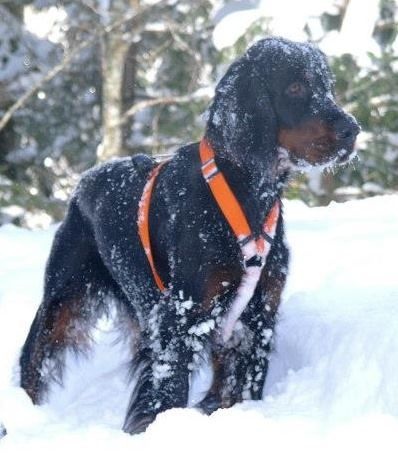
[286,82,307,98]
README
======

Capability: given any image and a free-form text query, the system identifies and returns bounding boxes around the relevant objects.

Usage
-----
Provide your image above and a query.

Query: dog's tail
[19,198,136,403]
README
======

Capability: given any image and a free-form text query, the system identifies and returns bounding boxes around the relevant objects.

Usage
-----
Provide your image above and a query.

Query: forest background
[0,0,397,227]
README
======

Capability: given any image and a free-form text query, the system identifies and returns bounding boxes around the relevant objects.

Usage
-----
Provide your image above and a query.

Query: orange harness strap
[137,162,167,292]
[137,139,280,293]
[199,138,280,260]
[200,139,252,243]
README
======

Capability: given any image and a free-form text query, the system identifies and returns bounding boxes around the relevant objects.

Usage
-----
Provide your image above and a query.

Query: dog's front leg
[237,254,288,401]
[198,244,288,413]
[123,290,210,434]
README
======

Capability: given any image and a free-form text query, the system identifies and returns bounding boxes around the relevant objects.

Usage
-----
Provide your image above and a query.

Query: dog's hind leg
[19,198,125,403]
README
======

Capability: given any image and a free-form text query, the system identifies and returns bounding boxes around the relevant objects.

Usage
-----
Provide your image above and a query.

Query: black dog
[19,37,359,434]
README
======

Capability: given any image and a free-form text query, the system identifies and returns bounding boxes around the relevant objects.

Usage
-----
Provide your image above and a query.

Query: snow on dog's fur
[19,37,359,434]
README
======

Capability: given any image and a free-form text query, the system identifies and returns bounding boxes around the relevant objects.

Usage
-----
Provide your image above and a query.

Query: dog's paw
[197,392,222,415]
[123,411,156,435]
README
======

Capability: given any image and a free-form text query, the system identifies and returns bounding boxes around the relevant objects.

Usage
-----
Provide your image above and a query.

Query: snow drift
[1,195,398,455]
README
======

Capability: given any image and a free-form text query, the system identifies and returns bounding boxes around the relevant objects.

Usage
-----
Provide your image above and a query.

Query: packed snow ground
[1,195,398,455]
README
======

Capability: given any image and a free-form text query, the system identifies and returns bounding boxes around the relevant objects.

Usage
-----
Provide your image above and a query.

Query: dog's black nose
[334,117,360,141]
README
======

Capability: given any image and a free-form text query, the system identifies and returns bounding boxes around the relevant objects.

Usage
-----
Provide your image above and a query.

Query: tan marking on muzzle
[278,119,337,165]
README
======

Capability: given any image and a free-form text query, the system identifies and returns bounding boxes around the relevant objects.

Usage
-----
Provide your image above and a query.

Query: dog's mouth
[307,137,358,165]
[277,140,357,173]
[277,120,359,172]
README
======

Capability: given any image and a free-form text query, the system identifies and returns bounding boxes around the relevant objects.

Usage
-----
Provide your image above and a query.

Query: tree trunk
[97,0,139,161]
[98,28,130,160]
[122,42,138,155]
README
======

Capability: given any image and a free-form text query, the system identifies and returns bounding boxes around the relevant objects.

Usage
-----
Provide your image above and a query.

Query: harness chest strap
[199,138,280,262]
[199,138,280,342]
[137,139,280,341]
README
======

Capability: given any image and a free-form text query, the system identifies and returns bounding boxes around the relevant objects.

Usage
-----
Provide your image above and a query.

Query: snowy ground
[1,195,398,455]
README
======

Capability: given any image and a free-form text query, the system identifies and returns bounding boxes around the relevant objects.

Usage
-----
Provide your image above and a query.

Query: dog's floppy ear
[206,53,277,165]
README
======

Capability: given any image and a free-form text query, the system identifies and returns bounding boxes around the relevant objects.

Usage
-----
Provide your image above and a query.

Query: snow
[212,8,261,50]
[1,195,398,454]
[212,0,382,66]
[24,6,67,42]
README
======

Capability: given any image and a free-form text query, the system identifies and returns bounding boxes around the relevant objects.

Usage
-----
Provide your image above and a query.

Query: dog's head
[206,37,360,171]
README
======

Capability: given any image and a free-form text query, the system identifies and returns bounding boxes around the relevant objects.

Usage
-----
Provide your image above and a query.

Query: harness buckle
[201,158,220,182]
[204,168,220,182]
[244,254,265,268]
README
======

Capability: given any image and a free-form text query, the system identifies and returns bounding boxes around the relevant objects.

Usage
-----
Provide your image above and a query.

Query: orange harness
[137,161,168,292]
[137,138,280,298]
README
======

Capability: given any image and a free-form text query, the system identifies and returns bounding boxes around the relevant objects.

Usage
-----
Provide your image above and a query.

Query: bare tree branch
[119,92,211,127]
[0,39,92,132]
[166,21,203,91]
[0,6,150,133]
[76,0,102,17]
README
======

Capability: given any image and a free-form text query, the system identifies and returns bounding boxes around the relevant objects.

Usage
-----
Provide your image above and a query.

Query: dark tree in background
[0,0,397,226]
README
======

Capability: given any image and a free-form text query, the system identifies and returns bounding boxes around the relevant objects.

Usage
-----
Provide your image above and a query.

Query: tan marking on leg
[201,266,241,313]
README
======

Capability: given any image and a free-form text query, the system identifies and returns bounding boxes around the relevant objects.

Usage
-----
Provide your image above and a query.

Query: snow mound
[1,195,398,455]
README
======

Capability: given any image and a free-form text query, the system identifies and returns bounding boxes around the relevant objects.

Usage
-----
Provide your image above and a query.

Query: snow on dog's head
[206,37,360,172]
